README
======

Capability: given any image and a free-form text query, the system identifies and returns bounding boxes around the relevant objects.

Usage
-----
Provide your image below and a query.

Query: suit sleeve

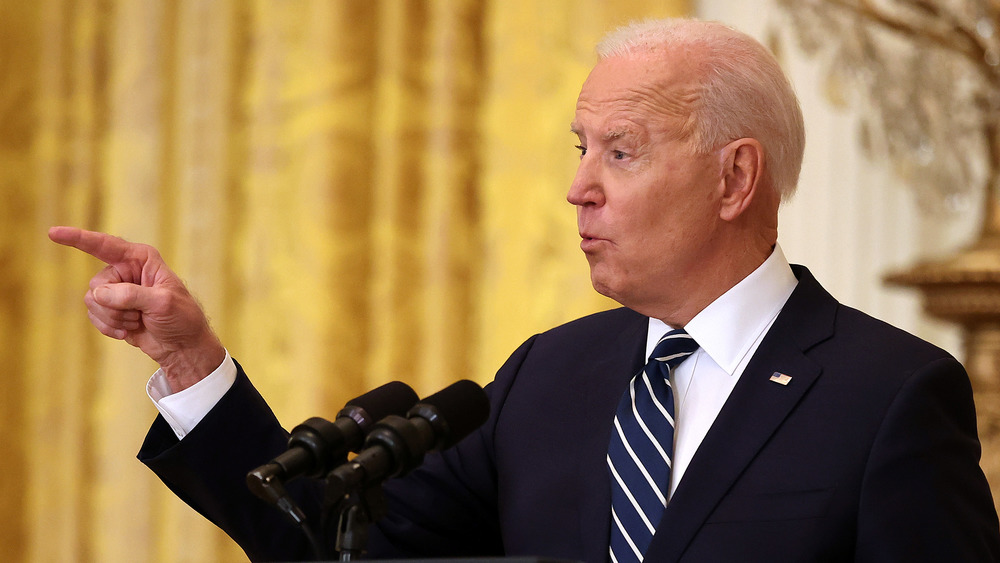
[855,356,1000,561]
[139,336,539,561]
[138,361,322,561]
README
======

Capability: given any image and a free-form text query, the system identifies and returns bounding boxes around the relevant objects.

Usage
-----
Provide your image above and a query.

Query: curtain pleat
[3,1,689,560]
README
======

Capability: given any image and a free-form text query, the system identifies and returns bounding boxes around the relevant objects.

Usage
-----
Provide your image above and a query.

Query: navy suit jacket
[140,266,1000,561]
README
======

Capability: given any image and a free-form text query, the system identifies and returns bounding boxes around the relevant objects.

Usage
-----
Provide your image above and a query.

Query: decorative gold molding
[886,235,1000,512]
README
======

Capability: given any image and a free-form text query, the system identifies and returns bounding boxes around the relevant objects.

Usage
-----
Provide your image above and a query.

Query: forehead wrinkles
[576,80,700,142]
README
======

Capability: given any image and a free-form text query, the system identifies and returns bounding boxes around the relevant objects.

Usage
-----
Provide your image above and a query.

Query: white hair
[597,19,806,201]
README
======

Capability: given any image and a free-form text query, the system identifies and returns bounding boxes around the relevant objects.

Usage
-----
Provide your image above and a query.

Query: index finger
[48,226,134,265]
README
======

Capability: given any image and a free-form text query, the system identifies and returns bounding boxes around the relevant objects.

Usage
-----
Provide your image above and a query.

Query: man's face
[568,51,723,316]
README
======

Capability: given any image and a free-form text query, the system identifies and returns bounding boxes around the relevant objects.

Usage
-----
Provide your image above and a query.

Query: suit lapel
[646,266,838,562]
[576,311,648,563]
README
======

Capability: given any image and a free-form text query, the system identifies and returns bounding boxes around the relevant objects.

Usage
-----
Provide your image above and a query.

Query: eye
[575,145,587,157]
[613,150,626,160]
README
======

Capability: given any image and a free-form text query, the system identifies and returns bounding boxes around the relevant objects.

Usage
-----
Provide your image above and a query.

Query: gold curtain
[1,0,689,561]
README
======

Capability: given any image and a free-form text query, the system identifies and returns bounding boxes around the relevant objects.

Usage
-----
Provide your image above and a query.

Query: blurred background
[0,0,981,561]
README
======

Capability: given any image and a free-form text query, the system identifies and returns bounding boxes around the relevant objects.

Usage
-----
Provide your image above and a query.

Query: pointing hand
[49,226,226,393]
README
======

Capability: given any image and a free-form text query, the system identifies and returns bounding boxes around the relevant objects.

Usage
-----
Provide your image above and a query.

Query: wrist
[160,337,227,394]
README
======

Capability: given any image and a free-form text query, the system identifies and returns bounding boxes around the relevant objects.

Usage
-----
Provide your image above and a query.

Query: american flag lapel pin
[769,372,793,386]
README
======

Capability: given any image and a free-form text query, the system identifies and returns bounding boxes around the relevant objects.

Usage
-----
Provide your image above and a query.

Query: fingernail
[94,287,110,304]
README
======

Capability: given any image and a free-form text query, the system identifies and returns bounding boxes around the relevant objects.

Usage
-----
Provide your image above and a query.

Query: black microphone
[247,380,420,502]
[326,380,490,496]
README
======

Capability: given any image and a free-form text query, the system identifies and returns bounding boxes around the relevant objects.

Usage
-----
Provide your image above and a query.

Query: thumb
[93,283,154,311]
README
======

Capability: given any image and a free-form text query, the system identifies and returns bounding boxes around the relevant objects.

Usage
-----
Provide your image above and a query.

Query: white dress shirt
[648,244,797,499]
[150,246,798,467]
[148,349,237,439]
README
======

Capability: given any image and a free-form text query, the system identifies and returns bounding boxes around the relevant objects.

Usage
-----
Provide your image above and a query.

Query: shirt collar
[646,244,798,375]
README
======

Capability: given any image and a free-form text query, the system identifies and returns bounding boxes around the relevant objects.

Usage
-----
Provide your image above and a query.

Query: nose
[567,153,605,208]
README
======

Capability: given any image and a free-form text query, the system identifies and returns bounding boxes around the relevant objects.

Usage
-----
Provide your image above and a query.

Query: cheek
[631,188,683,235]
[619,208,682,268]
[630,192,715,254]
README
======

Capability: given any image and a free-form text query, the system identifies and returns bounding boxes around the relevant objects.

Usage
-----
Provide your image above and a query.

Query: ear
[718,138,765,222]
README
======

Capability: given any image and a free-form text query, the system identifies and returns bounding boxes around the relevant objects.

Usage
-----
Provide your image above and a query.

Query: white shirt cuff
[146,350,237,440]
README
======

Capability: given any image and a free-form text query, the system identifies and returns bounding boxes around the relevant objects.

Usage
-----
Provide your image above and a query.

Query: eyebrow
[568,124,635,141]
[602,129,631,142]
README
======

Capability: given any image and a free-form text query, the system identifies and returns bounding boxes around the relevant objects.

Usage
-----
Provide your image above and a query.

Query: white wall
[696,0,978,358]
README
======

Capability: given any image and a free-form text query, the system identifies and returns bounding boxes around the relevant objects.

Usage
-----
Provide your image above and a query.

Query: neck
[638,236,774,327]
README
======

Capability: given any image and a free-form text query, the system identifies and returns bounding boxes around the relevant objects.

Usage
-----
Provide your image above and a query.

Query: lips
[579,233,609,251]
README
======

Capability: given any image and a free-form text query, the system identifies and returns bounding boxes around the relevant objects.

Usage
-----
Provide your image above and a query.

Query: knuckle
[87,312,110,334]
[154,286,178,308]
[90,266,117,289]
[139,244,162,261]
[118,285,135,304]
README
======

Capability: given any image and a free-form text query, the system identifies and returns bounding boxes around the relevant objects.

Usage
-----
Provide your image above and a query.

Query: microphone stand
[246,467,329,560]
[324,459,388,561]
[307,381,488,560]
[322,415,419,560]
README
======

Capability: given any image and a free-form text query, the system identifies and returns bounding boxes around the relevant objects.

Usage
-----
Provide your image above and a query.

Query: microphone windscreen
[343,381,420,426]
[416,380,490,446]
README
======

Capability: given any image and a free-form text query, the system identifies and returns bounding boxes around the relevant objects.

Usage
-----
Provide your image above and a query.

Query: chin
[589,271,626,306]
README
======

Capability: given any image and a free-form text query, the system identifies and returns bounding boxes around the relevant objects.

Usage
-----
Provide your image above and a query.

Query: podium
[299,559,581,563]
[344,559,581,563]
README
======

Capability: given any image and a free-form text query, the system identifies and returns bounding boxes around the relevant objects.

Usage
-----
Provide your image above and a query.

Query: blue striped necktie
[607,328,699,563]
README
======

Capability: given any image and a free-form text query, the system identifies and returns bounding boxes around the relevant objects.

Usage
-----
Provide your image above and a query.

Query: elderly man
[51,18,999,562]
